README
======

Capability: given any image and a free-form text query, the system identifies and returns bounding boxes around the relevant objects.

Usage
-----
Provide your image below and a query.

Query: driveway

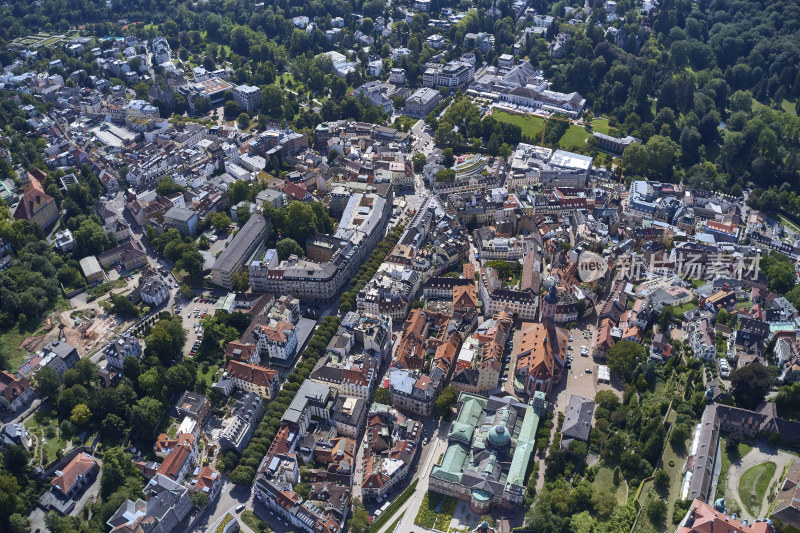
[726,440,795,521]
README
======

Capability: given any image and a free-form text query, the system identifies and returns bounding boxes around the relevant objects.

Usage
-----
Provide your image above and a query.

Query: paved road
[373,420,450,533]
[725,440,794,521]
[192,480,252,533]
[410,119,434,156]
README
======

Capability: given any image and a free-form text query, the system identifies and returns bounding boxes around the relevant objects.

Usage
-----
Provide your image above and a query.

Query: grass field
[493,110,545,139]
[0,297,69,370]
[779,215,800,233]
[752,98,798,116]
[1,328,33,371]
[87,278,127,300]
[386,516,402,533]
[592,118,618,136]
[591,465,628,504]
[739,461,776,516]
[394,115,418,131]
[197,365,221,388]
[559,124,591,150]
[671,301,698,315]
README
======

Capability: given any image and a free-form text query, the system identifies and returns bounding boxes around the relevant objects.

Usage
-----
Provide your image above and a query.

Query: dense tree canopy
[730,363,773,410]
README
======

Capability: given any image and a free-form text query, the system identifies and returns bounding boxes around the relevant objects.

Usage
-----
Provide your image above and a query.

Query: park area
[492,109,592,150]
[9,32,71,49]
[492,110,545,140]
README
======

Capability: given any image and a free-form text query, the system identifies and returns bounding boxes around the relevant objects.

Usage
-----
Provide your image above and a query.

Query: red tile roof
[51,453,97,494]
[225,341,257,361]
[157,443,192,480]
[192,466,220,493]
[677,499,773,533]
[226,360,278,387]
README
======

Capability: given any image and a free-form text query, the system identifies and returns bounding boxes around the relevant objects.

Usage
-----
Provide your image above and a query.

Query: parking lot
[552,320,622,412]
[176,294,219,357]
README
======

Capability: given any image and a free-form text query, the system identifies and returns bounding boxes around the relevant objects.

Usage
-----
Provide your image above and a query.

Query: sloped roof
[52,453,97,494]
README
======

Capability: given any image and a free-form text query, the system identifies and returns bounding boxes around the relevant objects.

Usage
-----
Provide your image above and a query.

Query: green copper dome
[487,424,510,447]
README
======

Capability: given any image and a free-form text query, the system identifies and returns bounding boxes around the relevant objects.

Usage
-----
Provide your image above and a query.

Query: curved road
[725,440,794,521]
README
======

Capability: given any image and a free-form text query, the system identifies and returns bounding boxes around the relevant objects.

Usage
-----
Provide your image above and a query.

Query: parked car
[585,368,593,374]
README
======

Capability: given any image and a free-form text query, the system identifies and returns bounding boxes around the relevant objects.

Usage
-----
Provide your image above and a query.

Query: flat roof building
[211,214,270,289]
[233,85,262,112]
[79,256,104,285]
[163,207,199,236]
[405,87,442,118]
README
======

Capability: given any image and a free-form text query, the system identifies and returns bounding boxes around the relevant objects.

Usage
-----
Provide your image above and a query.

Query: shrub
[647,499,667,524]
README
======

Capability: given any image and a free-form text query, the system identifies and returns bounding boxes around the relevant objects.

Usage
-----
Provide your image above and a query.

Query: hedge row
[339,224,405,313]
[229,314,342,484]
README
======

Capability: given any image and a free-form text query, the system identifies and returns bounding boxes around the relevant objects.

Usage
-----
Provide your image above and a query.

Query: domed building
[429,392,547,513]
[487,424,511,448]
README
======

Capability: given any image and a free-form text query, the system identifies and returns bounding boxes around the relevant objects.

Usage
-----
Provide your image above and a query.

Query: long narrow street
[374,420,451,533]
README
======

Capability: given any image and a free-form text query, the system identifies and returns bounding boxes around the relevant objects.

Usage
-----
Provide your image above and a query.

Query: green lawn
[660,423,691,524]
[717,439,754,500]
[395,115,419,131]
[414,491,457,530]
[559,124,592,150]
[1,328,34,371]
[241,510,271,532]
[739,461,776,516]
[752,98,798,116]
[42,423,68,464]
[779,215,800,233]
[87,278,127,300]
[591,465,628,504]
[591,118,619,136]
[635,482,674,533]
[781,99,798,115]
[670,302,698,316]
[386,516,402,533]
[197,365,221,388]
[493,110,545,140]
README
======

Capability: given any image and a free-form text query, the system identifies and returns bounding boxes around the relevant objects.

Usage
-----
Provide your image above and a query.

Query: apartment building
[163,207,198,236]
[249,194,389,301]
[232,85,262,112]
[224,360,280,399]
[219,392,266,453]
[255,321,298,363]
[211,214,270,289]
[423,61,475,91]
[405,87,441,117]
[102,334,142,371]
